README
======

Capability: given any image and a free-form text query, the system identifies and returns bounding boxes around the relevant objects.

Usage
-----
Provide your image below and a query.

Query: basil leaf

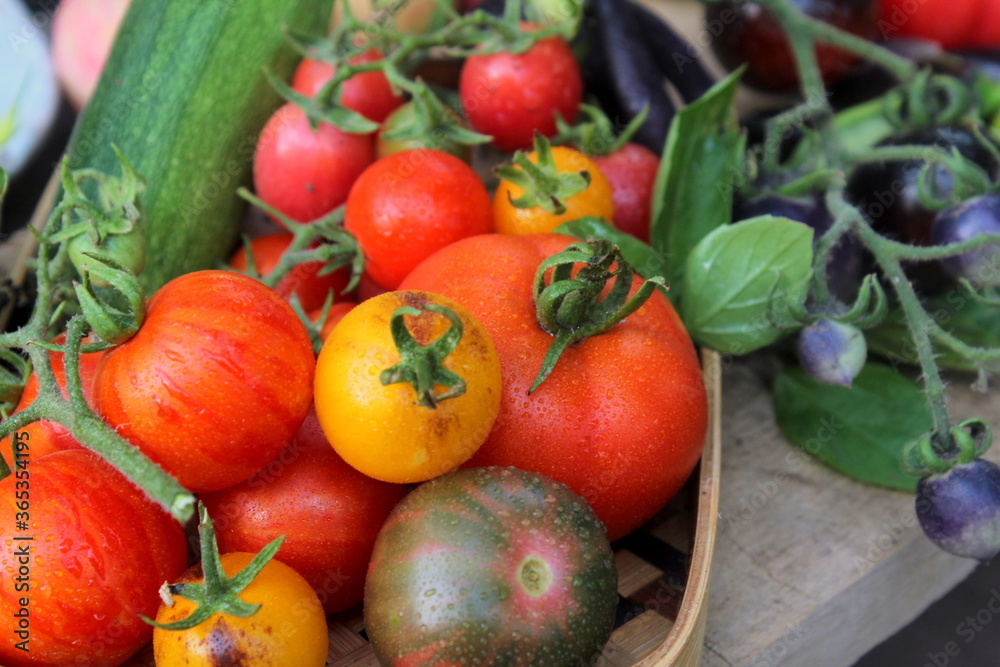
[680,215,813,354]
[866,291,1000,372]
[556,217,670,284]
[773,363,932,492]
[649,68,744,301]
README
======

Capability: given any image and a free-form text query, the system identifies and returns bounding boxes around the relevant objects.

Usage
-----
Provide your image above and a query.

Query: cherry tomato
[291,48,404,124]
[0,450,187,667]
[343,149,493,289]
[253,102,374,224]
[400,234,708,541]
[592,142,659,243]
[493,145,614,235]
[314,290,503,484]
[199,409,408,614]
[152,552,328,666]
[0,337,104,468]
[459,25,583,152]
[229,232,351,312]
[93,270,315,493]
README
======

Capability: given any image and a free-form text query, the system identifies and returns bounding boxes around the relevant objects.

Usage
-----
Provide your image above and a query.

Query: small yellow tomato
[314,290,503,484]
[152,553,328,667]
[494,145,614,235]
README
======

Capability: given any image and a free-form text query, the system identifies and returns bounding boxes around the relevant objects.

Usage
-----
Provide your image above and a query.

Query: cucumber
[65,0,334,293]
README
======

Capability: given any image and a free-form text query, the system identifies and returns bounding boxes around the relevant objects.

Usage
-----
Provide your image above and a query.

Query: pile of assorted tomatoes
[0,2,710,666]
[14,0,1000,661]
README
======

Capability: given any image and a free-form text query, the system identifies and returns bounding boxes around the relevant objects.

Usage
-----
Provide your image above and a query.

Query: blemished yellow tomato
[314,290,503,484]
[494,145,615,235]
[152,553,328,667]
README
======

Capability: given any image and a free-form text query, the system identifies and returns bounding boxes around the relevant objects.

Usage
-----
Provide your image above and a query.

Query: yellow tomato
[152,553,328,667]
[314,290,502,484]
[493,145,615,235]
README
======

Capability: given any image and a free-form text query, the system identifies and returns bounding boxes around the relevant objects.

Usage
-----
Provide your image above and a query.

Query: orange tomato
[313,290,502,483]
[493,145,614,235]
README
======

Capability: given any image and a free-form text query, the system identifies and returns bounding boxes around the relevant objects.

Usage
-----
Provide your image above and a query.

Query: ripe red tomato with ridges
[0,337,104,468]
[400,233,708,541]
[0,450,187,667]
[93,270,316,493]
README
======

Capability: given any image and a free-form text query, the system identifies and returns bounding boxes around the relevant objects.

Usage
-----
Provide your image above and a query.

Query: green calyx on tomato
[552,102,649,158]
[903,418,994,476]
[531,238,665,392]
[49,147,147,289]
[377,82,491,158]
[143,503,284,632]
[497,133,592,215]
[381,303,468,408]
[72,251,147,346]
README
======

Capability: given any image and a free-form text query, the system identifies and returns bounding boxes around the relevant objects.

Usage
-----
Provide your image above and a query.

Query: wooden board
[703,360,1000,666]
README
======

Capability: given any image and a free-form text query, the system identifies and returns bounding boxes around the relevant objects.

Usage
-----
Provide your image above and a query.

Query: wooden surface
[704,359,999,666]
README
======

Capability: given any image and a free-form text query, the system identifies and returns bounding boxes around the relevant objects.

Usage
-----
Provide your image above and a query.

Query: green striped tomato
[364,466,618,666]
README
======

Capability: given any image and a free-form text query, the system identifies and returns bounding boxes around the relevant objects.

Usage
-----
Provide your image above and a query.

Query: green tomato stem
[143,503,284,631]
[753,0,917,83]
[829,199,956,449]
[380,303,468,408]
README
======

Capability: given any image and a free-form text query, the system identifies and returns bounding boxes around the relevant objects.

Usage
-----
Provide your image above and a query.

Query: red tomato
[199,410,408,614]
[877,0,973,48]
[966,0,1000,46]
[877,0,1000,49]
[0,450,187,666]
[458,25,583,153]
[93,270,316,493]
[229,232,351,311]
[344,149,493,289]
[400,233,708,541]
[592,142,660,244]
[291,48,405,124]
[0,338,104,468]
[253,102,375,224]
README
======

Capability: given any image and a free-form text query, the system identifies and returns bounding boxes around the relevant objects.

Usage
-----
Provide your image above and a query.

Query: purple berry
[916,458,1000,562]
[930,194,1000,288]
[797,318,866,387]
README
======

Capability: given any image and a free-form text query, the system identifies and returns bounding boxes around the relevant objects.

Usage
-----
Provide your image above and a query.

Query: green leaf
[866,291,1000,372]
[649,68,744,301]
[680,215,813,354]
[556,217,670,286]
[773,363,932,492]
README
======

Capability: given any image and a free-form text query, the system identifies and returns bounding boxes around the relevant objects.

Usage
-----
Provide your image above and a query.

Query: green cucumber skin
[65,0,334,294]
